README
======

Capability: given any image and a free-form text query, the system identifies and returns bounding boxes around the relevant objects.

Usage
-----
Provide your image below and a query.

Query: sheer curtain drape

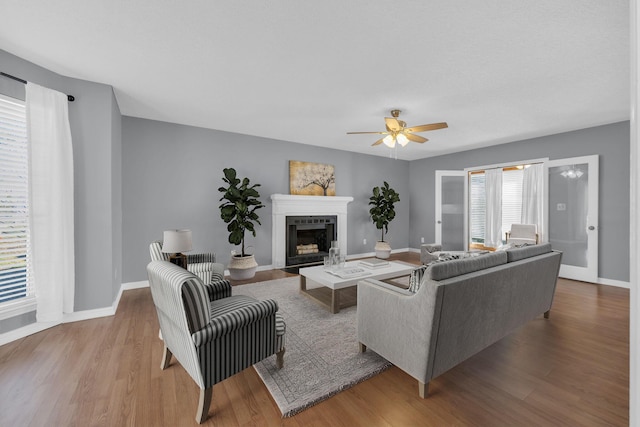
[26,83,74,323]
[521,163,544,240]
[484,168,503,248]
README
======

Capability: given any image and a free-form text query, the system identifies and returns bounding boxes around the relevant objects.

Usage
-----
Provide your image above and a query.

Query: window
[0,94,33,307]
[468,167,525,245]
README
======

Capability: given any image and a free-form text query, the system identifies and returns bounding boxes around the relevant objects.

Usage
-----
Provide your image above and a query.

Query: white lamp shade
[162,229,193,253]
[396,133,409,146]
[383,134,395,148]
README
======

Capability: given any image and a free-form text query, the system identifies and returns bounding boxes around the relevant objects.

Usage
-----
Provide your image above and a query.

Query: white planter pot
[374,241,391,259]
[228,254,258,280]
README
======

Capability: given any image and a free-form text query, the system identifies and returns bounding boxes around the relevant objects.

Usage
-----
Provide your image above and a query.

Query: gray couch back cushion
[505,242,552,262]
[427,251,508,281]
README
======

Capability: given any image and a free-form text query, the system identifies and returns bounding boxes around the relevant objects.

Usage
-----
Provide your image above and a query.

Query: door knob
[588,226,595,230]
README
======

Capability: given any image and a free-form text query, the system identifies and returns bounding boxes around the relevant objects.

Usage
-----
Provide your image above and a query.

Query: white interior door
[544,155,599,282]
[435,170,466,251]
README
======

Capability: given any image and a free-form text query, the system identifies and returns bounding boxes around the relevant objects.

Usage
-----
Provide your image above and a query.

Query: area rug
[233,276,392,417]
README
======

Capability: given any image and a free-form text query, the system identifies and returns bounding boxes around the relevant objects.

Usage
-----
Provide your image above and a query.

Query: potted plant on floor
[369,181,400,259]
[218,167,264,280]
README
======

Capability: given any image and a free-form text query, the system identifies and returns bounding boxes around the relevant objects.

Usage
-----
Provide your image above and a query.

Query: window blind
[468,168,524,244]
[0,94,33,305]
[469,173,485,242]
[502,169,523,237]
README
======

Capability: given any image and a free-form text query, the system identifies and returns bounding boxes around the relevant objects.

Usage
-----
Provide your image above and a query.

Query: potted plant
[218,167,264,280]
[369,181,400,259]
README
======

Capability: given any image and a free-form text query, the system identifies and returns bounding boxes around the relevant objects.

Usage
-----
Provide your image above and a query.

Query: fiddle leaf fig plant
[369,181,400,242]
[218,168,264,257]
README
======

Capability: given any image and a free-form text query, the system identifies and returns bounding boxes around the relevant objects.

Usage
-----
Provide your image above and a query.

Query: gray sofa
[357,243,562,397]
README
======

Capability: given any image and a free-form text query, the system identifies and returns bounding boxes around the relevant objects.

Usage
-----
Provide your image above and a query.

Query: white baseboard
[123,280,149,290]
[595,277,630,289]
[346,248,412,260]
[0,320,58,347]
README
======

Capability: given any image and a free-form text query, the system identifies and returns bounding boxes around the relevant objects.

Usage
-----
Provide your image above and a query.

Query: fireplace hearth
[286,215,336,267]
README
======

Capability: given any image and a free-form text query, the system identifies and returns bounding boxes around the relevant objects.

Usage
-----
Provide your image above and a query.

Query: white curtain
[484,168,503,248]
[521,163,544,240]
[26,83,75,323]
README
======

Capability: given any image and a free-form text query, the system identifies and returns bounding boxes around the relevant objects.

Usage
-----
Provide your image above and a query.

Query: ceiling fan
[347,109,448,148]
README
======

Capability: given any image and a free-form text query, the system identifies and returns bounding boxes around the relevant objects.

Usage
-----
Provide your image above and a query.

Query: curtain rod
[0,71,75,102]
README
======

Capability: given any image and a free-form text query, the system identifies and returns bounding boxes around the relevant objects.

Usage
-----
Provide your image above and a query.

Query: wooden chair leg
[276,348,285,369]
[161,345,172,370]
[418,381,429,398]
[359,342,367,353]
[544,310,550,319]
[196,387,213,424]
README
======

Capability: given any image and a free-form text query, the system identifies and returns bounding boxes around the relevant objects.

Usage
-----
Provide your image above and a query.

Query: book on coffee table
[359,258,390,269]
[327,267,371,279]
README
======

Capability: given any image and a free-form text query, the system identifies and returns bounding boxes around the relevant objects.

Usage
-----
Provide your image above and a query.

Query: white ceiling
[0,1,630,160]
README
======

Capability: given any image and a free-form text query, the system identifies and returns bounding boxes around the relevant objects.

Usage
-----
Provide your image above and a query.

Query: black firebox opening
[286,215,337,267]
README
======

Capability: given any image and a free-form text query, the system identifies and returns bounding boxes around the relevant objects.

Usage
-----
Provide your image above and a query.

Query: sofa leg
[359,342,367,353]
[544,310,550,319]
[418,381,429,398]
[161,345,173,370]
[196,387,213,424]
[276,348,285,369]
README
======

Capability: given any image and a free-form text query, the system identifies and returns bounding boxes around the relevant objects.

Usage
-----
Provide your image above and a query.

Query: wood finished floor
[0,252,629,426]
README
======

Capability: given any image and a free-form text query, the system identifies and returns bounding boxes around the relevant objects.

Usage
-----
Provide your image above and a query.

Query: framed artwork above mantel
[289,160,336,196]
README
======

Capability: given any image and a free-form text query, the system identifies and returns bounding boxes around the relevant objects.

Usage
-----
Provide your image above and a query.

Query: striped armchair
[149,240,225,286]
[147,261,286,424]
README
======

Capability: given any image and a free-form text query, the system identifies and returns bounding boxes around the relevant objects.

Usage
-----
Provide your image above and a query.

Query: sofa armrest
[358,278,415,296]
[203,279,233,300]
[191,299,279,346]
[357,278,439,382]
[187,261,225,284]
[187,252,216,263]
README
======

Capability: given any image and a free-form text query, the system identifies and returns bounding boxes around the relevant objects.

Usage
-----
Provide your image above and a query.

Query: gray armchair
[147,261,286,423]
[149,240,225,285]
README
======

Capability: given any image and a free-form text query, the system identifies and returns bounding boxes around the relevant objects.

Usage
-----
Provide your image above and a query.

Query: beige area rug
[233,276,392,417]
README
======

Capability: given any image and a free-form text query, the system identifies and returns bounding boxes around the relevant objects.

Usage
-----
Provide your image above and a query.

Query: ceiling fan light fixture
[383,134,395,147]
[397,133,409,146]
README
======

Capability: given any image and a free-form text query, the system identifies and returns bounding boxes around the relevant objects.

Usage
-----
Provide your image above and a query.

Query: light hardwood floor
[0,253,629,426]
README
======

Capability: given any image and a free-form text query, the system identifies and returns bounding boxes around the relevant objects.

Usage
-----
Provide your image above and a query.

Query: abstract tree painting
[289,160,336,196]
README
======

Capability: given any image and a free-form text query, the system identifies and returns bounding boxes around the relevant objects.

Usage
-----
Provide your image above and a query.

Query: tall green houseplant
[218,168,264,257]
[369,181,400,242]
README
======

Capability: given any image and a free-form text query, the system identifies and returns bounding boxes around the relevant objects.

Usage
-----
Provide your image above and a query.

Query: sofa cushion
[427,251,508,281]
[505,242,553,262]
[181,277,212,334]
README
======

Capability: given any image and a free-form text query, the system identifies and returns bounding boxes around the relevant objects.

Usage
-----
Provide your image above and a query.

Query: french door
[435,171,466,251]
[544,155,599,282]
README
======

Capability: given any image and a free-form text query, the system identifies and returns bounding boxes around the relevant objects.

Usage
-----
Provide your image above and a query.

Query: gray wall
[0,49,123,334]
[409,121,630,282]
[122,117,410,282]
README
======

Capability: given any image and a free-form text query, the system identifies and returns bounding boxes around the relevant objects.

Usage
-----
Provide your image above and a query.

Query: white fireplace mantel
[271,194,354,268]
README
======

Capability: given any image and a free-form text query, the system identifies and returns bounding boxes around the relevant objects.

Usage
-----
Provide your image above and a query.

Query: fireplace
[271,194,353,269]
[286,215,336,266]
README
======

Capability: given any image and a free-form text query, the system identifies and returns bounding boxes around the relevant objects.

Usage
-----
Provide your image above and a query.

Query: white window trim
[0,296,36,321]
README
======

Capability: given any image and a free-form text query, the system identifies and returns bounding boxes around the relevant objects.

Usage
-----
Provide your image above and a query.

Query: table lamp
[162,229,192,269]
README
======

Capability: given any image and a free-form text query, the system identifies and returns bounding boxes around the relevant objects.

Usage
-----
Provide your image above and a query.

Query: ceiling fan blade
[385,117,402,131]
[405,122,448,133]
[405,133,428,143]
[346,131,388,135]
[372,138,385,146]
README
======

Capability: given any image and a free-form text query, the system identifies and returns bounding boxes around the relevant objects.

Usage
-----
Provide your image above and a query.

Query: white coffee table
[299,260,415,313]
